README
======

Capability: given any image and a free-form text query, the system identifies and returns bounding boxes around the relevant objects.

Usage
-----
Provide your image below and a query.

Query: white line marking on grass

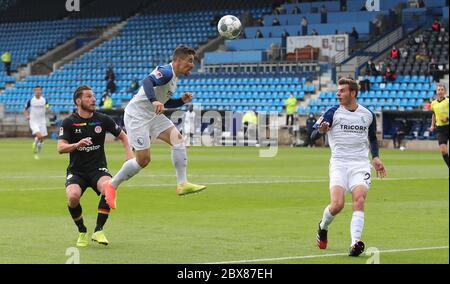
[205,246,449,264]
[1,177,448,192]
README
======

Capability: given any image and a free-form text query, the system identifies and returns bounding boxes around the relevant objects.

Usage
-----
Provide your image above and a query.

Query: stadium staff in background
[285,92,297,126]
[57,85,133,247]
[242,109,258,140]
[311,78,386,257]
[1,50,11,75]
[24,86,50,160]
[429,84,449,168]
[103,45,206,210]
[304,113,317,147]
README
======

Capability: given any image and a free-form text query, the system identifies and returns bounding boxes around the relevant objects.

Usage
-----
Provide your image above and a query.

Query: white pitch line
[0,176,448,192]
[205,246,449,264]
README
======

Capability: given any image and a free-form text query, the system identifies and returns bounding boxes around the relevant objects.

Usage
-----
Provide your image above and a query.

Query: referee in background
[429,84,449,168]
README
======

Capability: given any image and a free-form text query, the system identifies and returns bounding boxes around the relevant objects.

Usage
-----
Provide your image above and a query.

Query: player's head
[73,85,96,113]
[33,86,42,98]
[337,78,359,106]
[436,84,447,98]
[172,45,196,76]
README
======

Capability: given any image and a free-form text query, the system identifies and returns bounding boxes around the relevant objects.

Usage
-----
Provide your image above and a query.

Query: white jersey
[25,96,48,124]
[314,105,377,164]
[125,63,178,121]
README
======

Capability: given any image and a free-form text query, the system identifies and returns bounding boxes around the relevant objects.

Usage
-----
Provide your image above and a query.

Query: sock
[37,141,43,154]
[95,195,110,232]
[319,205,335,230]
[443,153,449,167]
[111,158,142,188]
[172,143,187,184]
[68,204,87,233]
[350,211,365,245]
[33,138,38,153]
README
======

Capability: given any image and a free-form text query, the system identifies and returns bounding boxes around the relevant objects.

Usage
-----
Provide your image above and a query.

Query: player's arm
[23,99,31,120]
[164,92,193,109]
[429,109,436,132]
[103,115,134,160]
[142,66,173,114]
[116,130,134,161]
[57,138,92,154]
[57,118,92,154]
[310,107,335,141]
[368,113,386,178]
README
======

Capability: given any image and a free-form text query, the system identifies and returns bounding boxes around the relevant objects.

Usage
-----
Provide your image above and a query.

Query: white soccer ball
[399,146,406,151]
[217,15,242,39]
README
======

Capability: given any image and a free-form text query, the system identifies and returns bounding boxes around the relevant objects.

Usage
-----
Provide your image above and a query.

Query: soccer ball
[217,15,242,39]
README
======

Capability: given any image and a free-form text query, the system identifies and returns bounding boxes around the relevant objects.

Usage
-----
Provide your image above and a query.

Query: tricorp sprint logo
[66,0,80,12]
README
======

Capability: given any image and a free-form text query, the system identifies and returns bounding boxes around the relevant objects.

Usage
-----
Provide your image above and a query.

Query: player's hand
[429,126,435,132]
[372,157,386,179]
[181,92,193,103]
[77,137,93,147]
[318,122,330,134]
[25,115,30,120]
[152,101,165,114]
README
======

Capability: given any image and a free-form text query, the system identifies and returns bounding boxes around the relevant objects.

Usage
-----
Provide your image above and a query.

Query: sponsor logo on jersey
[340,124,367,132]
[73,123,87,127]
[77,145,101,152]
[151,70,163,79]
[67,174,73,180]
[95,126,102,134]
[59,127,64,136]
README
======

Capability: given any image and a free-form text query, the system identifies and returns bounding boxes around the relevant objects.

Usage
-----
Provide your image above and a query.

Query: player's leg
[65,177,88,247]
[35,124,48,155]
[348,166,370,256]
[437,127,449,167]
[91,175,113,245]
[104,114,150,208]
[317,163,346,249]
[157,125,206,195]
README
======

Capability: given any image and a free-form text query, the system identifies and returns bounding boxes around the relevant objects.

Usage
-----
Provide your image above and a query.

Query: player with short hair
[58,86,134,247]
[311,78,386,256]
[24,86,50,159]
[104,45,206,209]
[429,84,449,168]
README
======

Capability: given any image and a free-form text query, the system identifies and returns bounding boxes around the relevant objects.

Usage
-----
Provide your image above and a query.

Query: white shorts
[124,113,175,150]
[329,161,372,193]
[29,121,47,136]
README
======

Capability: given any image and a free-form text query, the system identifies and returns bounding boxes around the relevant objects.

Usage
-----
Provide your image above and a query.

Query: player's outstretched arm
[57,138,92,154]
[117,131,134,161]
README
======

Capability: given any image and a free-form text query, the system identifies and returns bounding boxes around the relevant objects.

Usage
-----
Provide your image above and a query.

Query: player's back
[125,63,178,120]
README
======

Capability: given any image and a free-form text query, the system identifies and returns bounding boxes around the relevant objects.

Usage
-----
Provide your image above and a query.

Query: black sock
[68,204,87,233]
[95,195,110,232]
[443,153,449,167]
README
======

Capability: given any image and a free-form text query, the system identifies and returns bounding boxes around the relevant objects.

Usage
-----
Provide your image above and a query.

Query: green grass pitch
[0,138,447,264]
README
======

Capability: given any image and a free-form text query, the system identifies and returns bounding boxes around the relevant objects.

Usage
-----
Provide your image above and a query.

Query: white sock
[33,138,39,153]
[111,158,142,189]
[350,211,365,245]
[172,142,187,184]
[320,205,335,230]
[37,141,43,154]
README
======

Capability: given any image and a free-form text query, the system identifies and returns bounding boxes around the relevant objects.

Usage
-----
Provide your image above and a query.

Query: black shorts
[65,169,112,196]
[436,125,449,145]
